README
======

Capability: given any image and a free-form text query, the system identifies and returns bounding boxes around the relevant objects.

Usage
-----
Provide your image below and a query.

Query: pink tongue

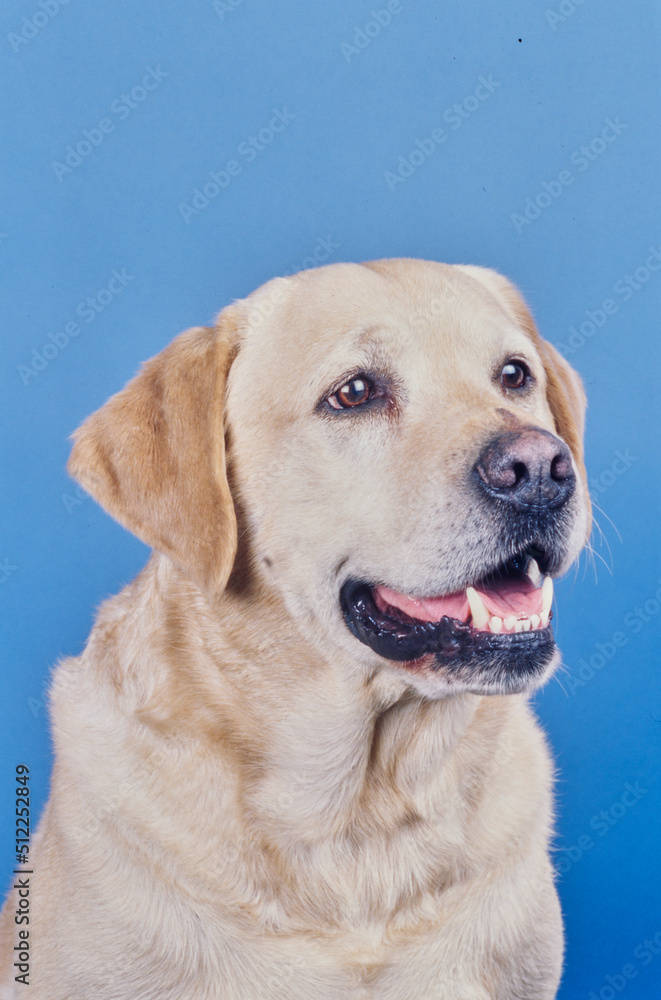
[375,577,543,624]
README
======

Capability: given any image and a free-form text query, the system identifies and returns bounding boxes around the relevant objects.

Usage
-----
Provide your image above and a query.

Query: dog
[1,259,590,999]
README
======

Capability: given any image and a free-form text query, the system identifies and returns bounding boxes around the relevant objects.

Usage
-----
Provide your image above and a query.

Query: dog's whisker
[551,670,570,699]
[587,517,615,577]
[589,498,622,543]
[578,542,598,584]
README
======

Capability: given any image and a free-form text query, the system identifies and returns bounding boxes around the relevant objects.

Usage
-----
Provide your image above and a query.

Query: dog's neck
[133,555,511,842]
[73,553,531,936]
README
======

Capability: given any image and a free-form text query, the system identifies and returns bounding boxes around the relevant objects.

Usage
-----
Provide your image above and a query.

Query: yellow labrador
[1,259,590,999]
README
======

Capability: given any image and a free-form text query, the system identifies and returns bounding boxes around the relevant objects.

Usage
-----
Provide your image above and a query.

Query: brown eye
[329,377,372,409]
[501,361,529,390]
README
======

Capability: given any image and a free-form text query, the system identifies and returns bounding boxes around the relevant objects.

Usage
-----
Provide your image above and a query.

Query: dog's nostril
[512,461,528,486]
[550,453,572,482]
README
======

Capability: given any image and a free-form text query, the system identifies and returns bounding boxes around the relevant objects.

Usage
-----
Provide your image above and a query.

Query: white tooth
[521,618,532,631]
[530,614,541,629]
[466,587,490,629]
[488,616,503,633]
[504,616,517,632]
[525,557,543,587]
[514,619,525,633]
[541,576,554,615]
[540,610,550,628]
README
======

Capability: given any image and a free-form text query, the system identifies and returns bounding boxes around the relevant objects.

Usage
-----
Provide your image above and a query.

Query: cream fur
[0,260,590,999]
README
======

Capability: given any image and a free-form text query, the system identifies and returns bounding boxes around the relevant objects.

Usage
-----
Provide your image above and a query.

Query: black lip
[340,579,555,683]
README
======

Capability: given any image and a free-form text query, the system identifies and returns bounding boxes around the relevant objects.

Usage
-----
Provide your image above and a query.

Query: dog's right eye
[327,377,372,410]
[500,361,530,390]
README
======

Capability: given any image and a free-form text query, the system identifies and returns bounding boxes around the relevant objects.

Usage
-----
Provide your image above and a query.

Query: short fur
[1,260,590,999]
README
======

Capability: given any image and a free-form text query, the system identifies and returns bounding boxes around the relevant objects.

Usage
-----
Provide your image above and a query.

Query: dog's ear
[456,265,588,478]
[68,311,240,594]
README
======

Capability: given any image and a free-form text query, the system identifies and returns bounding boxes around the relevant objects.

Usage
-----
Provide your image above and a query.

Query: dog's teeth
[539,609,550,628]
[514,619,525,633]
[530,614,541,629]
[504,616,516,631]
[541,576,554,616]
[488,616,503,633]
[525,557,543,587]
[521,618,532,631]
[466,587,489,629]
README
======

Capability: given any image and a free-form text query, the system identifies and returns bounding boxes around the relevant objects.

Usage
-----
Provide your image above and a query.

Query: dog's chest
[206,820,464,974]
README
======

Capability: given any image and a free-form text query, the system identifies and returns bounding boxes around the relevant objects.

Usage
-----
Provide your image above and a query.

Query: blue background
[1,1,660,996]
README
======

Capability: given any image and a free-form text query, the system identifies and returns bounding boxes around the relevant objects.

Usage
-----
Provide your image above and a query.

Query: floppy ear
[67,313,239,594]
[456,265,588,480]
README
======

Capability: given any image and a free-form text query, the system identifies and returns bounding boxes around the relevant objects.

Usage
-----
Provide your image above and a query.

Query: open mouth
[340,549,557,677]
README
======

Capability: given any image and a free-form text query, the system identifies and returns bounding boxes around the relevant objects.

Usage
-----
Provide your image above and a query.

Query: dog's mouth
[340,548,557,679]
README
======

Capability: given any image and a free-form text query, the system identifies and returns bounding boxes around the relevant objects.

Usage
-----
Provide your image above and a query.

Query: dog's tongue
[375,577,543,625]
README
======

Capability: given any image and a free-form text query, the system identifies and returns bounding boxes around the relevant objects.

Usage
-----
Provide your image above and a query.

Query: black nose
[476,429,575,511]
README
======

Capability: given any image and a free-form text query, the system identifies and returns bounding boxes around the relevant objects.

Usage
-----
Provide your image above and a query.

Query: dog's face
[69,259,590,700]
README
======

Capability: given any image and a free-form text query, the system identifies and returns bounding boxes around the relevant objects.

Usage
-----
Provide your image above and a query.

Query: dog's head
[69,259,590,699]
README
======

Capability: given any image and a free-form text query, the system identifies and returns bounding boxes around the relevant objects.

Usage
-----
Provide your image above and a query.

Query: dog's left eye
[328,377,372,410]
[500,361,530,390]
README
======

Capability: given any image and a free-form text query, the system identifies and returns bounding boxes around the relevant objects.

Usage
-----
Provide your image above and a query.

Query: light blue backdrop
[1,1,660,996]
